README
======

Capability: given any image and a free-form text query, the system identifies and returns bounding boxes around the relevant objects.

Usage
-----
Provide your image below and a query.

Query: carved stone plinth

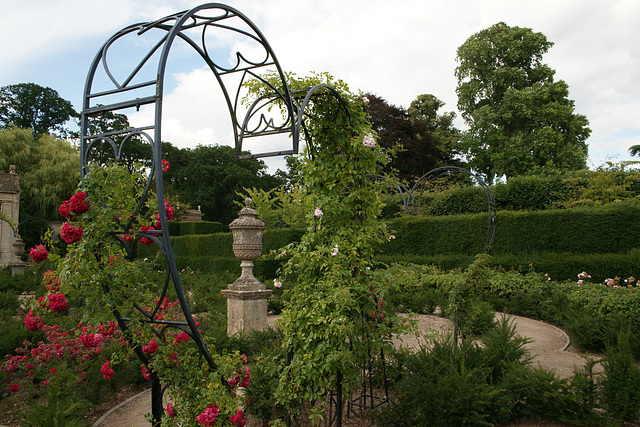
[221,289,273,335]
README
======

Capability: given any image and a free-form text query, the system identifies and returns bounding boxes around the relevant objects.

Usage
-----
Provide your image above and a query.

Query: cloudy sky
[1,0,638,173]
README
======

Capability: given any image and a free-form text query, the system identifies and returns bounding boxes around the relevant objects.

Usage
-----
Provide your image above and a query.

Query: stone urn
[228,198,266,290]
[222,198,272,335]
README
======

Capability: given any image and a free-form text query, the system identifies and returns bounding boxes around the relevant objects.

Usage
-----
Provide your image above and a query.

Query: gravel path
[93,313,598,426]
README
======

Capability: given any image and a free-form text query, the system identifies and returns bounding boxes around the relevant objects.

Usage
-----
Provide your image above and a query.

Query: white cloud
[2,0,639,170]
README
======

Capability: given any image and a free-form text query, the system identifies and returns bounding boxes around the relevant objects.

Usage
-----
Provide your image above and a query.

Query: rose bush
[3,161,248,426]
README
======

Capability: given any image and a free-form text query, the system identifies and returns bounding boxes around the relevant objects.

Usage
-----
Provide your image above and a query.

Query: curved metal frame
[79,4,301,423]
[398,166,497,254]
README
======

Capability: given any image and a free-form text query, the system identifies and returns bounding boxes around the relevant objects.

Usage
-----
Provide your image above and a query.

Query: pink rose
[363,133,376,147]
[161,159,171,172]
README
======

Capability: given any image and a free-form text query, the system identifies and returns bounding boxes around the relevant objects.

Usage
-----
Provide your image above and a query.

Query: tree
[629,145,640,157]
[164,143,282,225]
[408,94,463,166]
[0,128,80,219]
[84,110,151,170]
[365,93,441,182]
[455,22,591,183]
[0,83,78,138]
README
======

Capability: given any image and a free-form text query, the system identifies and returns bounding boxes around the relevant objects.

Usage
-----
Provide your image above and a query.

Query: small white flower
[363,133,376,148]
[331,245,339,257]
[273,279,282,288]
[314,208,323,219]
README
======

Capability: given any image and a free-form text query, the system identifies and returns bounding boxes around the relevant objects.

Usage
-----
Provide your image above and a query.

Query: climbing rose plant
[9,162,248,426]
[247,72,405,423]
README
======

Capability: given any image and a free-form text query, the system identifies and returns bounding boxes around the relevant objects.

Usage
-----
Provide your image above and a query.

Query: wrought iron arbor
[80,3,357,424]
[397,166,497,254]
[80,3,306,423]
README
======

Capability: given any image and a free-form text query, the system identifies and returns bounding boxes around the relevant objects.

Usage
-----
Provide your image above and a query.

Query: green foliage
[164,143,283,225]
[166,221,222,236]
[245,72,401,420]
[381,316,599,426]
[600,331,640,421]
[416,166,640,216]
[0,83,77,138]
[456,22,590,183]
[0,128,80,219]
[20,369,90,427]
[557,161,640,208]
[238,185,313,229]
[380,339,501,426]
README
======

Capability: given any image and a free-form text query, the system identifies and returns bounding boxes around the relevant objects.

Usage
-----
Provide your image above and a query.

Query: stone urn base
[221,288,273,335]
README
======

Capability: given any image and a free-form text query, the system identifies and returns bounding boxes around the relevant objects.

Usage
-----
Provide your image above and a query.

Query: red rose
[197,404,220,426]
[139,225,155,246]
[166,402,176,417]
[161,159,170,172]
[141,365,152,381]
[142,339,159,354]
[24,310,43,332]
[101,360,115,380]
[230,409,246,427]
[68,191,89,215]
[61,222,83,244]
[58,202,72,219]
[29,244,48,262]
[48,293,68,313]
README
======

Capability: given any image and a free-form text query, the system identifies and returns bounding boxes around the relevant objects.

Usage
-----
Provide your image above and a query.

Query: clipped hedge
[138,202,639,282]
[374,250,640,283]
[137,228,304,279]
[385,200,640,256]
[167,221,223,236]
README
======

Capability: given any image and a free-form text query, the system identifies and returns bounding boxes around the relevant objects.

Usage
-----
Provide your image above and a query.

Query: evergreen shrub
[167,221,223,236]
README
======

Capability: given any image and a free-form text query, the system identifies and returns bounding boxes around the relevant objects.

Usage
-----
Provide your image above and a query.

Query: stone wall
[0,166,21,269]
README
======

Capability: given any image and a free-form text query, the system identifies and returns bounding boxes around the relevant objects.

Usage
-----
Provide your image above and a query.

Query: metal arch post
[407,166,497,254]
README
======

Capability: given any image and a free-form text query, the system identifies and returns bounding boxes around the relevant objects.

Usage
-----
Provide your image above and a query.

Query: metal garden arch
[80,3,310,423]
[396,166,497,254]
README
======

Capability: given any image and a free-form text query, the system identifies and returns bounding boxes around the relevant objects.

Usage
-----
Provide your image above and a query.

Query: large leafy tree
[365,93,441,182]
[0,83,78,138]
[163,143,282,225]
[455,22,591,183]
[0,128,80,219]
[408,94,463,166]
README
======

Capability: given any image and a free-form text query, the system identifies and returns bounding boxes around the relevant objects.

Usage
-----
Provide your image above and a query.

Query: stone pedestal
[221,288,273,335]
[223,198,272,335]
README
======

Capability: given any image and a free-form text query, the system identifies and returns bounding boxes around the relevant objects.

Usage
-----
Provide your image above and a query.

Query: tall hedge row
[384,200,640,256]
[422,173,640,216]
[139,203,639,282]
[167,221,223,236]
